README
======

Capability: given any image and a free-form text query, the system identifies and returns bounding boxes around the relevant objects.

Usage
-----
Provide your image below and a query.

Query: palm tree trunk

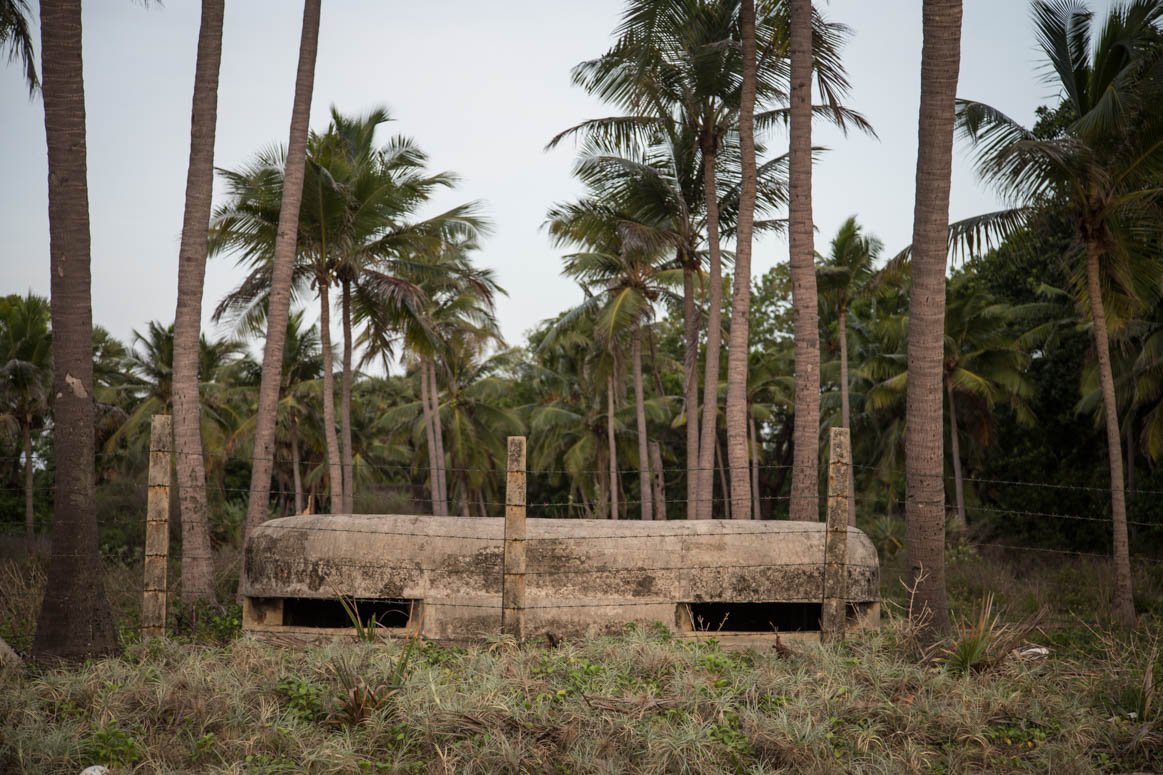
[419,361,441,515]
[243,0,322,539]
[649,440,666,520]
[290,427,304,514]
[726,0,758,521]
[23,420,34,541]
[716,435,731,520]
[428,359,449,513]
[683,263,701,519]
[458,466,470,518]
[1126,418,1135,499]
[839,307,856,526]
[172,0,224,605]
[317,277,343,513]
[1086,242,1136,628]
[749,410,761,521]
[632,323,653,521]
[698,149,724,520]
[946,376,967,531]
[788,0,821,522]
[608,374,619,520]
[33,0,119,661]
[904,0,961,638]
[340,277,354,513]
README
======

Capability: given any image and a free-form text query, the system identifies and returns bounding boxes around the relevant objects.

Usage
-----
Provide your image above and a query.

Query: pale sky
[0,1,1109,355]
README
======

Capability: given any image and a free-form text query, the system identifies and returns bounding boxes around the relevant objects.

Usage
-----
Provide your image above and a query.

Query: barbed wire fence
[4,414,1162,640]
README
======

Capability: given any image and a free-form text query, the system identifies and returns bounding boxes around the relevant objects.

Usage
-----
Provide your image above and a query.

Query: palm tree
[171,0,225,604]
[785,0,820,522]
[547,196,677,520]
[33,0,119,660]
[725,0,758,519]
[953,0,1163,628]
[0,293,51,540]
[239,0,321,538]
[904,0,962,638]
[552,0,866,520]
[1,0,37,95]
[817,216,884,524]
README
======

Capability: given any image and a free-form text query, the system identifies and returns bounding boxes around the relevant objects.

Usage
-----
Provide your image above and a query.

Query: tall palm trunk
[290,427,304,513]
[839,306,856,525]
[428,358,449,513]
[683,262,701,519]
[23,420,34,541]
[33,0,119,660]
[608,374,619,520]
[904,0,961,638]
[340,278,354,513]
[172,0,224,604]
[788,0,821,522]
[419,361,442,515]
[726,0,758,520]
[317,276,343,512]
[633,323,652,520]
[945,376,967,531]
[697,147,724,520]
[243,0,321,538]
[1086,242,1135,628]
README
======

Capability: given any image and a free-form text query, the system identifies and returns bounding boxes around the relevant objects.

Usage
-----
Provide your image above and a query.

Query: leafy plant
[82,720,142,767]
[277,675,324,722]
[941,594,1045,675]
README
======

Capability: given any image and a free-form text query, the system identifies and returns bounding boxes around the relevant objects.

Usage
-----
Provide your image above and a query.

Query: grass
[1,541,1162,774]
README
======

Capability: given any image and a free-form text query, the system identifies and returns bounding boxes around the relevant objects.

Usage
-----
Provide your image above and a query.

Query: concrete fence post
[822,427,851,642]
[502,436,527,640]
[143,414,173,639]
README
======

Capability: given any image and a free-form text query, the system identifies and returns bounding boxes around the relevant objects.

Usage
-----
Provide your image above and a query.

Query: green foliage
[277,674,325,723]
[82,720,142,767]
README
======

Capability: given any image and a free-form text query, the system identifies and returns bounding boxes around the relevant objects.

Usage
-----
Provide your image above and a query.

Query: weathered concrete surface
[242,515,880,643]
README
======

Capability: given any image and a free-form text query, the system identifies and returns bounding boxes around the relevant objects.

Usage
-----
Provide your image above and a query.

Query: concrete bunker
[241,514,880,645]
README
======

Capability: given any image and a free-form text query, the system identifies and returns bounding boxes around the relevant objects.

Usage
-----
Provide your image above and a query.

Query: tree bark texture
[749,411,761,521]
[290,428,304,513]
[726,0,757,520]
[1086,243,1136,628]
[716,435,731,520]
[839,306,856,526]
[904,0,961,638]
[788,0,821,522]
[172,0,225,604]
[946,377,967,531]
[428,359,449,513]
[24,421,33,541]
[697,150,724,520]
[244,0,321,537]
[316,278,343,513]
[650,440,666,520]
[33,0,120,661]
[340,278,355,513]
[420,361,441,515]
[608,374,619,520]
[683,264,701,519]
[633,324,653,520]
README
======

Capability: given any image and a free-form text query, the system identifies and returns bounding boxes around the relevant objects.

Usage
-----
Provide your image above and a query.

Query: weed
[82,720,141,767]
[276,675,324,722]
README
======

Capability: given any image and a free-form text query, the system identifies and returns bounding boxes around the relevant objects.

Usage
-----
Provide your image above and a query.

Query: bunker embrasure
[241,514,879,646]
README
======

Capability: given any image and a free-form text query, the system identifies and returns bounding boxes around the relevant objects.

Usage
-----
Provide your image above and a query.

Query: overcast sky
[0,1,1110,357]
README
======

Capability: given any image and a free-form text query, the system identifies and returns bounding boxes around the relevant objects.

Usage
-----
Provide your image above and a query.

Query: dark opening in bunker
[281,598,416,629]
[681,602,823,632]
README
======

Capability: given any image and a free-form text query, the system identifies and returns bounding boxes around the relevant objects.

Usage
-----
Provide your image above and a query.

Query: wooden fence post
[143,414,173,639]
[822,427,851,642]
[502,436,527,640]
